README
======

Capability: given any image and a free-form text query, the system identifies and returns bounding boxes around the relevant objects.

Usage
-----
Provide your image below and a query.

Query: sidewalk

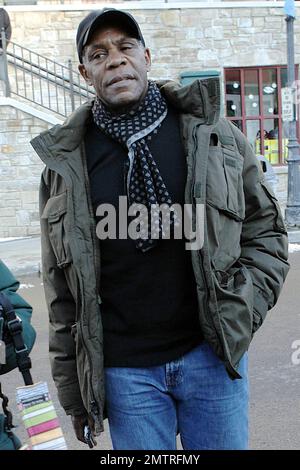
[287,229,300,243]
[1,231,300,277]
[0,236,41,276]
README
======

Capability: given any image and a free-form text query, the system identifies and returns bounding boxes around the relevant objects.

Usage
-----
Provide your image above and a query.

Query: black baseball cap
[76,8,145,63]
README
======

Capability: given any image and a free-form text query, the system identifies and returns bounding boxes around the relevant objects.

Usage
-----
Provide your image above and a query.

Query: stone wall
[0,106,49,238]
[7,4,300,80]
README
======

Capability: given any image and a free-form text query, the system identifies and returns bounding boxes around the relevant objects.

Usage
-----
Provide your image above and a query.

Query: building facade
[0,1,299,237]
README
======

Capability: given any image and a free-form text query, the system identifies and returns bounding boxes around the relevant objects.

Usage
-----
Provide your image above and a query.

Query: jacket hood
[31,77,221,156]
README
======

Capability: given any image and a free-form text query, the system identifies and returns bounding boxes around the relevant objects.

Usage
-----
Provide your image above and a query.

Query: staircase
[1,31,94,120]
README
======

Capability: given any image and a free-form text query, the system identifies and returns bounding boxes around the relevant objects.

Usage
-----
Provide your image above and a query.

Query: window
[225,66,299,165]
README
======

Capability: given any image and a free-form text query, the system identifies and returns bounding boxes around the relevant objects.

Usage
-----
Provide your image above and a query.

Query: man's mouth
[107,74,135,87]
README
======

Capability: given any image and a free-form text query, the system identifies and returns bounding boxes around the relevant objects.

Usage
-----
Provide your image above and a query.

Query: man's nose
[106,49,127,69]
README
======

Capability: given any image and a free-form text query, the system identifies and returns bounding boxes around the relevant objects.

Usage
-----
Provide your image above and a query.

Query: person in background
[0,8,11,50]
[0,7,11,95]
[256,154,278,192]
[0,260,36,450]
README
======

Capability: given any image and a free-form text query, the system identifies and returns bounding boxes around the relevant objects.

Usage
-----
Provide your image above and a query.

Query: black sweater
[85,105,203,367]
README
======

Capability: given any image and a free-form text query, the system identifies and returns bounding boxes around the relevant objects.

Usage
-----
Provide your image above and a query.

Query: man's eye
[93,52,106,60]
[121,45,133,51]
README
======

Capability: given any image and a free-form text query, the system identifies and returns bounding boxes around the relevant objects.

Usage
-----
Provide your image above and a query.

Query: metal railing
[1,30,95,117]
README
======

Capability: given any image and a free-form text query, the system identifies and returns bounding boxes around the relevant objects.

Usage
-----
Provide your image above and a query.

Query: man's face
[79,25,151,111]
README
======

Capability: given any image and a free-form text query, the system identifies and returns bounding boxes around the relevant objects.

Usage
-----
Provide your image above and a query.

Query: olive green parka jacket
[31,78,289,435]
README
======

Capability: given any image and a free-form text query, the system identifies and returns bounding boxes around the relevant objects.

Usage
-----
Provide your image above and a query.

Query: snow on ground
[0,237,30,243]
[289,244,300,253]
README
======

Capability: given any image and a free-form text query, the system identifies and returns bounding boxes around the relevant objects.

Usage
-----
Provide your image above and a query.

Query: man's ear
[78,63,93,86]
[144,48,151,73]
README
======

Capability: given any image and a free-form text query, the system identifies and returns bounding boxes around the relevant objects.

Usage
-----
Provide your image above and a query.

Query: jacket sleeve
[231,123,290,334]
[0,260,36,374]
[40,169,86,416]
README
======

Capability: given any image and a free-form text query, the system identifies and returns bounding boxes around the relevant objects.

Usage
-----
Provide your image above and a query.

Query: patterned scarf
[92,80,177,252]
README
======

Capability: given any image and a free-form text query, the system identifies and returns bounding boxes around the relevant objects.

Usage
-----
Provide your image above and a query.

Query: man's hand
[71,413,97,447]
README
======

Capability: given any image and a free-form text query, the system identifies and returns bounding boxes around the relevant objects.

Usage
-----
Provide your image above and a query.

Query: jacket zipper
[190,124,209,318]
[81,144,101,295]
[79,144,103,426]
[77,319,101,430]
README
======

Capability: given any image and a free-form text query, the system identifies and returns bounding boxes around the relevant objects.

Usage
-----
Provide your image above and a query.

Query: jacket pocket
[206,145,245,221]
[213,261,253,367]
[41,192,72,268]
[206,145,245,272]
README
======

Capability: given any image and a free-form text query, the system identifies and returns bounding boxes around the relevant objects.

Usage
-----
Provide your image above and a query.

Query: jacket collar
[158,78,220,125]
[33,77,221,156]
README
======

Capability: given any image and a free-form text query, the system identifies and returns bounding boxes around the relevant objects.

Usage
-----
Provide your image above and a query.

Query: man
[0,260,36,449]
[31,9,289,450]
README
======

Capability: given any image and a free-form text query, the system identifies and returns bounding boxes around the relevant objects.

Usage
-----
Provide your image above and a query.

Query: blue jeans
[104,342,249,450]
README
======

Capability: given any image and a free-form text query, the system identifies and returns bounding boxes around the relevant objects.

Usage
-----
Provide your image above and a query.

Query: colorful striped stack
[16,381,67,450]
